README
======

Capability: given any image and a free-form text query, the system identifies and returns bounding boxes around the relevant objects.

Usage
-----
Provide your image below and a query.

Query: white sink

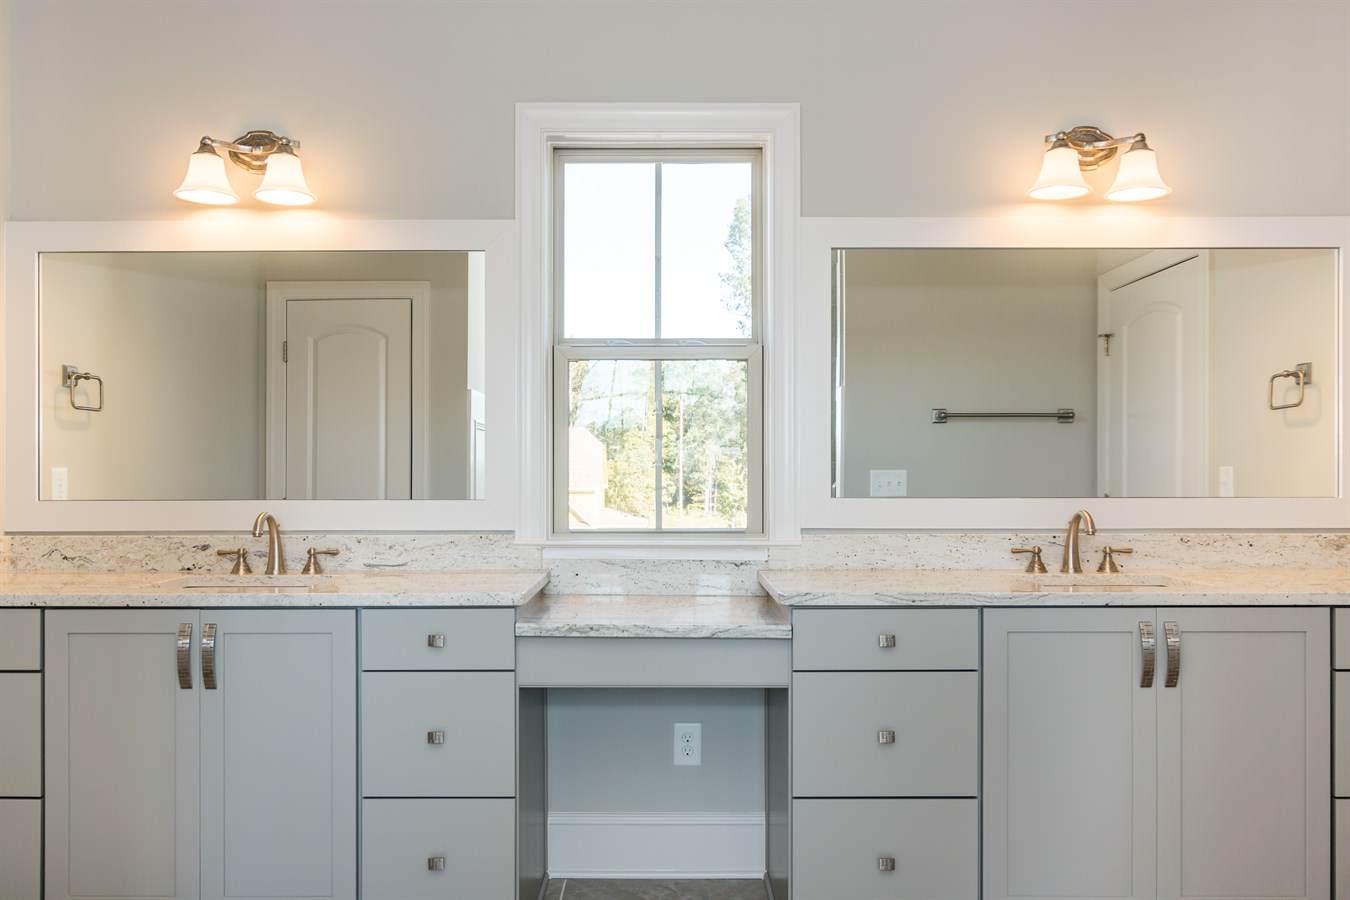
[170,574,335,591]
[1015,573,1178,592]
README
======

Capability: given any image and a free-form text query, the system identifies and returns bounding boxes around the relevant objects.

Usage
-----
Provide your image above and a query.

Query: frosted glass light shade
[1027,143,1090,200]
[174,149,239,205]
[1106,144,1172,202]
[254,151,315,206]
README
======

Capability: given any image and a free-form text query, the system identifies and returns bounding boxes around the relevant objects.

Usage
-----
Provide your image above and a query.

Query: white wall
[1210,249,1337,497]
[7,0,1348,221]
[840,249,1100,497]
[40,251,472,500]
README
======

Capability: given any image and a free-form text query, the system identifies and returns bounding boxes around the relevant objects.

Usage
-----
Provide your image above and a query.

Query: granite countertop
[0,570,549,608]
[515,594,792,639]
[759,568,1350,607]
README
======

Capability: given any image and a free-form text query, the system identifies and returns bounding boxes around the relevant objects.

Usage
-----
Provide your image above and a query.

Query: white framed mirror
[798,217,1350,529]
[5,219,518,531]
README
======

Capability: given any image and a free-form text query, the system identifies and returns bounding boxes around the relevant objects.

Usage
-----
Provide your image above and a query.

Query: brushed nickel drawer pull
[176,623,193,690]
[427,634,446,649]
[1139,621,1156,688]
[878,633,896,649]
[878,856,896,872]
[427,856,446,872]
[1164,621,1180,688]
[427,730,446,745]
[878,729,896,745]
[201,623,218,690]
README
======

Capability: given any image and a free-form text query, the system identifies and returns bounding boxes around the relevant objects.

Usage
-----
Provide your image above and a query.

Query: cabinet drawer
[361,608,514,671]
[0,610,40,670]
[0,799,40,900]
[792,609,977,671]
[1338,673,1350,797]
[794,799,977,900]
[362,672,514,797]
[1338,610,1350,670]
[793,671,977,797]
[1338,800,1350,900]
[363,798,514,900]
[0,674,41,797]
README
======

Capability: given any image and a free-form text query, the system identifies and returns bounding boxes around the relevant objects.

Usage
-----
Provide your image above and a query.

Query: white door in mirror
[870,469,908,497]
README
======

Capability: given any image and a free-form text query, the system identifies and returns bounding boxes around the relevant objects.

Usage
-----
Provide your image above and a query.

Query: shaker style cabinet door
[1156,608,1330,900]
[45,610,202,900]
[983,609,1158,900]
[200,610,357,900]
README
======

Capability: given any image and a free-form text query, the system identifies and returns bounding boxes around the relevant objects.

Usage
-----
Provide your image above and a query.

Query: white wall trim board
[798,216,1350,530]
[3,218,519,531]
[514,102,801,547]
[546,812,766,879]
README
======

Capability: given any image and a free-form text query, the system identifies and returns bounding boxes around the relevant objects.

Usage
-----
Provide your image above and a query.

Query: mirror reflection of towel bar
[61,364,104,412]
[932,408,1075,424]
[1268,363,1311,411]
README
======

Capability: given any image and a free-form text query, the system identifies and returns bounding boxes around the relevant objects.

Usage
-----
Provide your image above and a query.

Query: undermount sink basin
[1015,573,1178,592]
[170,574,335,591]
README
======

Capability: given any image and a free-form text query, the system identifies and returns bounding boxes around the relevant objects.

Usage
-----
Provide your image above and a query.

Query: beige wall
[40,251,471,500]
[1210,249,1337,497]
[6,0,1348,221]
[840,249,1100,498]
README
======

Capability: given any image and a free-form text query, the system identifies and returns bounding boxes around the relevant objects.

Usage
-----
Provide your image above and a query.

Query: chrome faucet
[252,511,285,575]
[1061,508,1097,574]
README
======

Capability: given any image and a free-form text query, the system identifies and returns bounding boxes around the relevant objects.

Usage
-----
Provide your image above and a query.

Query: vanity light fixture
[1028,125,1172,202]
[174,130,315,206]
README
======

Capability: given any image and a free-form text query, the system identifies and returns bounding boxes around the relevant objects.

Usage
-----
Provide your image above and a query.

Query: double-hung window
[553,148,763,535]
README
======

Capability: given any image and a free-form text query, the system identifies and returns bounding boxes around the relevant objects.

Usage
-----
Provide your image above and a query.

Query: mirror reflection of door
[266,282,430,500]
[1097,252,1210,498]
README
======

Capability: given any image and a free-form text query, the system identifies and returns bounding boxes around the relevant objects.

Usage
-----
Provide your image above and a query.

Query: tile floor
[542,879,769,900]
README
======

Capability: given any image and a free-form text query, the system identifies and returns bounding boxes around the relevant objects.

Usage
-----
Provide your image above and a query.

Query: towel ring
[1269,363,1311,411]
[61,364,103,412]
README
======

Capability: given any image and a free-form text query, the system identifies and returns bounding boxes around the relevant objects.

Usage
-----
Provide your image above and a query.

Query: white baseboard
[547,812,766,879]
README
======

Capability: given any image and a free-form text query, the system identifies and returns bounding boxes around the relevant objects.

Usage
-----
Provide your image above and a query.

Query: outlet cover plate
[674,722,702,766]
[870,469,908,497]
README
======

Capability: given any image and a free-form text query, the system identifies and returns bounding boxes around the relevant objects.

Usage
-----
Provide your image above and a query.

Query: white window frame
[799,215,1350,530]
[516,103,801,549]
[552,147,764,536]
[4,218,519,532]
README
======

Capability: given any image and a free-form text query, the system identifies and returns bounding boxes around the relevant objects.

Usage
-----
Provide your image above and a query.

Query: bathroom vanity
[2,568,1348,900]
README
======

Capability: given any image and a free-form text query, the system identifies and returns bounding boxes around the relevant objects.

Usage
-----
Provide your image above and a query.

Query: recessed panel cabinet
[985,607,1329,900]
[45,609,356,900]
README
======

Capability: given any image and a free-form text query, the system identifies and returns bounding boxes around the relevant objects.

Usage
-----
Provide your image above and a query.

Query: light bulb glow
[1106,144,1171,202]
[1027,143,1091,200]
[254,151,316,206]
[174,149,239,205]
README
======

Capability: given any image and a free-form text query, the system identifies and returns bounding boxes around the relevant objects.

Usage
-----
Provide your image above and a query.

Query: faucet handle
[1097,546,1134,574]
[217,547,253,575]
[1012,546,1048,574]
[301,548,339,575]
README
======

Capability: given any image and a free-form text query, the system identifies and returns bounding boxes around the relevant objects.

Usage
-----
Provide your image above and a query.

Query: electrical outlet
[674,722,702,766]
[870,469,908,497]
[51,467,69,501]
[1218,465,1235,498]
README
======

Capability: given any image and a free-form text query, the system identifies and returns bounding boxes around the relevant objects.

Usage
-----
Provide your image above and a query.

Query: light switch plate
[869,469,908,497]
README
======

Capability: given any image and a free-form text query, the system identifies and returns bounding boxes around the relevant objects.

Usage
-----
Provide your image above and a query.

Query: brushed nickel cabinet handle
[1139,621,1156,688]
[878,634,896,649]
[878,729,896,745]
[427,730,446,745]
[878,856,896,872]
[176,623,193,690]
[427,856,446,872]
[1164,621,1180,688]
[427,634,446,649]
[202,623,218,690]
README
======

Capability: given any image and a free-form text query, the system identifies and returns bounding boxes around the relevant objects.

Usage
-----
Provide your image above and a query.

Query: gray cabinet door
[984,608,1158,900]
[201,610,357,900]
[45,610,201,900]
[1157,608,1330,900]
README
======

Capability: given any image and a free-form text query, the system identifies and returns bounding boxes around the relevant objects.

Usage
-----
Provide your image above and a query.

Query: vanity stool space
[790,608,980,900]
[0,609,42,900]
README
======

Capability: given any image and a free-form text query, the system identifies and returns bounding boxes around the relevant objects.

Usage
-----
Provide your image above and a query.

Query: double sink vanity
[2,554,1348,900]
